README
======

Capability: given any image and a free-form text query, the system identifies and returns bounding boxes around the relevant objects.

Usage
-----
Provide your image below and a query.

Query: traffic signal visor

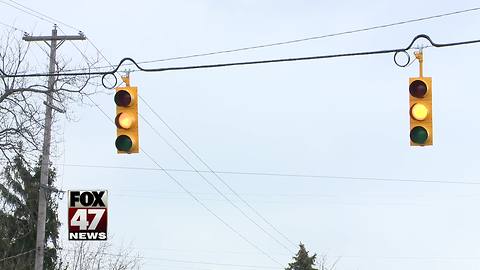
[409,77,432,146]
[115,87,139,153]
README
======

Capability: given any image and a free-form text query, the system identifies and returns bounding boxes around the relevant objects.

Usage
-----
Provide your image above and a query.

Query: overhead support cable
[1,0,479,76]
[2,34,480,89]
[60,6,480,72]
[130,7,480,65]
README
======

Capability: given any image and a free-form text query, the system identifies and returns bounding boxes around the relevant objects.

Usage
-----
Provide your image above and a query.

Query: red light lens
[114,90,132,107]
[409,80,427,98]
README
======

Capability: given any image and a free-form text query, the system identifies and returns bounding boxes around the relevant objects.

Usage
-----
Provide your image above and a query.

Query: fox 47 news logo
[68,190,108,241]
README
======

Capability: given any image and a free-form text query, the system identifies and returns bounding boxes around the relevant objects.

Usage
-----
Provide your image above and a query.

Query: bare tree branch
[0,29,102,164]
[57,241,142,270]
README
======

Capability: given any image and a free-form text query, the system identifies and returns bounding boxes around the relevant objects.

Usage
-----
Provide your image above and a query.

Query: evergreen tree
[0,156,60,269]
[285,243,319,270]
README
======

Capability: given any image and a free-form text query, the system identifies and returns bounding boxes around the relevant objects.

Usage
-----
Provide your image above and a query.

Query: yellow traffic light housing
[115,77,139,153]
[409,51,433,146]
[409,78,432,146]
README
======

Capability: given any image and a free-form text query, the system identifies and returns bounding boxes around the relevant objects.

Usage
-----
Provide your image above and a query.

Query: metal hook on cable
[391,34,480,67]
[393,34,435,67]
[101,73,118,89]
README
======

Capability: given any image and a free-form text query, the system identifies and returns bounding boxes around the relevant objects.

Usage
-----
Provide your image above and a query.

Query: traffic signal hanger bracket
[414,49,424,78]
[121,71,131,87]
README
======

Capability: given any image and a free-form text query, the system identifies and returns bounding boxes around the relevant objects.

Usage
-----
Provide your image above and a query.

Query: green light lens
[115,135,132,152]
[410,126,428,144]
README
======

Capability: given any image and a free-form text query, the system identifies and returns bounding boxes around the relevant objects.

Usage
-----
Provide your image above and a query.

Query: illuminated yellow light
[410,103,429,121]
[116,112,134,129]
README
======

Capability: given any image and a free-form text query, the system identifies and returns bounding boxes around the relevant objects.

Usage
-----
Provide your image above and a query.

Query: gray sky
[3,0,480,269]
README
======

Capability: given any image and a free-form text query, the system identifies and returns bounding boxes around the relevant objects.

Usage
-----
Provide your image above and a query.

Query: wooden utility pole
[23,24,85,270]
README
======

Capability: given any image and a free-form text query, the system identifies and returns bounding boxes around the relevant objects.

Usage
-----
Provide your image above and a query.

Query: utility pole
[23,24,86,270]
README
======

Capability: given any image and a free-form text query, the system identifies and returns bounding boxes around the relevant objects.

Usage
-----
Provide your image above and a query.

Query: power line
[80,17,295,254]
[87,38,114,67]
[57,27,90,62]
[2,1,479,77]
[3,2,480,75]
[0,20,26,33]
[134,7,480,64]
[58,14,294,251]
[62,245,480,264]
[0,1,372,261]
[1,0,81,32]
[0,1,114,72]
[132,245,290,256]
[140,95,297,248]
[0,0,54,25]
[139,113,294,253]
[106,190,480,199]
[109,193,468,207]
[141,148,284,266]
[62,248,278,269]
[56,26,112,80]
[126,246,480,261]
[0,1,113,76]
[60,163,480,185]
[61,6,480,72]
[85,95,283,266]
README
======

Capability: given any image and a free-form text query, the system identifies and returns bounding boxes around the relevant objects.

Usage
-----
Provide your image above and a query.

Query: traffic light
[409,77,432,146]
[115,85,139,153]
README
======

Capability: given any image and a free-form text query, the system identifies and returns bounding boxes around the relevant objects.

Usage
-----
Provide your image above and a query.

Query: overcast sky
[3,0,480,269]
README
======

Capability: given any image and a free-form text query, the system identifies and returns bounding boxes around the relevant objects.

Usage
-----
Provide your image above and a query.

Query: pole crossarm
[23,33,86,42]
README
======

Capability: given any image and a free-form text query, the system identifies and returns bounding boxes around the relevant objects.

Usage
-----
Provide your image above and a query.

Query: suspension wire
[85,95,284,266]
[139,95,297,247]
[1,34,480,88]
[59,6,480,73]
[1,0,480,74]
